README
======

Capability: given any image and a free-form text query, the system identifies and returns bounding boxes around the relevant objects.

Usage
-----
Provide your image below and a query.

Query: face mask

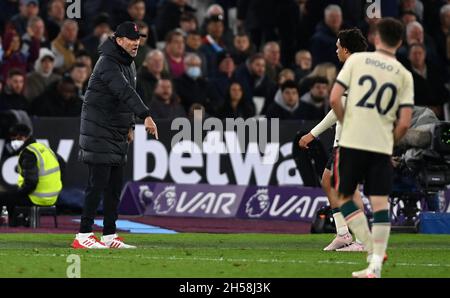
[186,66,201,79]
[10,140,25,151]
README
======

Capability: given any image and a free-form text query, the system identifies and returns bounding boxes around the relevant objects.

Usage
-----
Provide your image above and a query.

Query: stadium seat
[14,206,58,229]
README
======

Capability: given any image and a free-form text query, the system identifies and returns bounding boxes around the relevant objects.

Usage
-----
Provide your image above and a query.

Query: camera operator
[392,106,449,214]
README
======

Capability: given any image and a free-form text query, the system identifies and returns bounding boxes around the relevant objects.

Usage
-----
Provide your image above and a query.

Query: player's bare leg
[336,187,367,251]
[352,196,390,278]
[338,195,374,271]
[322,169,352,251]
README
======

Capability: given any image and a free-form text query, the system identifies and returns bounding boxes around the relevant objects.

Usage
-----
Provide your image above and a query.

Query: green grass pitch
[0,233,449,278]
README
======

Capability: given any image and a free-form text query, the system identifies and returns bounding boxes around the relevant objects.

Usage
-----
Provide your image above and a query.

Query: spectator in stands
[310,4,343,68]
[174,53,219,114]
[397,21,440,65]
[0,0,19,36]
[149,78,186,120]
[202,4,225,34]
[0,69,28,112]
[52,20,84,74]
[31,76,82,117]
[293,50,312,82]
[298,76,329,121]
[278,69,296,85]
[9,0,40,37]
[237,0,288,50]
[188,102,208,121]
[408,43,449,119]
[156,0,196,41]
[25,48,61,102]
[21,16,49,70]
[75,50,93,76]
[179,12,198,36]
[400,10,418,27]
[185,29,208,76]
[263,41,283,83]
[45,0,65,42]
[218,81,254,119]
[137,49,167,107]
[124,0,158,48]
[269,68,296,111]
[200,14,232,76]
[164,30,185,78]
[69,62,89,98]
[127,0,146,23]
[201,4,234,50]
[400,0,424,21]
[1,31,27,82]
[81,13,112,63]
[266,80,303,120]
[234,53,276,116]
[433,4,450,80]
[133,21,152,70]
[209,51,236,106]
[230,31,255,66]
[299,62,337,95]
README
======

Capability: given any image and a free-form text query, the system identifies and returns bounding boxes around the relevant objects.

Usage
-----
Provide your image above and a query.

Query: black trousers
[79,164,123,235]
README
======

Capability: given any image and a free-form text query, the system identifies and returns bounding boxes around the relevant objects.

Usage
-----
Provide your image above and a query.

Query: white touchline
[1,253,450,268]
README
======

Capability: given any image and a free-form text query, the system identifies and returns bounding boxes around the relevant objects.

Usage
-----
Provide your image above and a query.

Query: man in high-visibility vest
[0,124,62,226]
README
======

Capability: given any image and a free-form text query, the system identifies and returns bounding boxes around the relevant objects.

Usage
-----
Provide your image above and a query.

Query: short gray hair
[184,53,201,65]
[440,4,450,17]
[143,49,164,66]
[406,21,423,36]
[324,4,342,18]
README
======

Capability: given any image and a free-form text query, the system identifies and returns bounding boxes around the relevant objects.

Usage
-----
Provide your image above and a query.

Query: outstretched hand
[144,116,158,140]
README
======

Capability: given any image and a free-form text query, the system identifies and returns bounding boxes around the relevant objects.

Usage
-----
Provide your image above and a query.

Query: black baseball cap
[115,21,147,40]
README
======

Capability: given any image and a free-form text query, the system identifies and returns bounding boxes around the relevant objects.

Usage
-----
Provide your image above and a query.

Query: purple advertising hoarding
[238,186,329,221]
[118,182,329,222]
[119,182,245,218]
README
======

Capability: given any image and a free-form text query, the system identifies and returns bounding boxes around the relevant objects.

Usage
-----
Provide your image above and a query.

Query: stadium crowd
[0,0,449,121]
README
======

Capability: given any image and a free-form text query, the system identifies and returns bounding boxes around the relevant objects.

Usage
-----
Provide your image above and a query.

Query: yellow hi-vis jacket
[17,142,62,206]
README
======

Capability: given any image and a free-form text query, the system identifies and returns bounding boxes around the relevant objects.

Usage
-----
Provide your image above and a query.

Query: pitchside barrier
[118,182,330,222]
[1,117,449,232]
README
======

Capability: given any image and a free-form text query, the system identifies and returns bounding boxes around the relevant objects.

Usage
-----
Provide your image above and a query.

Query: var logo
[245,189,270,218]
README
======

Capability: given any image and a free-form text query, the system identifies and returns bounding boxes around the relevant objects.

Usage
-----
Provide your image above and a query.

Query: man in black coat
[73,22,158,249]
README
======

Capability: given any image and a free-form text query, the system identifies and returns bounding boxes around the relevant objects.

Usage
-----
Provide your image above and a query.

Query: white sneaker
[71,233,108,249]
[323,232,353,251]
[352,266,381,278]
[101,234,136,249]
[336,242,366,252]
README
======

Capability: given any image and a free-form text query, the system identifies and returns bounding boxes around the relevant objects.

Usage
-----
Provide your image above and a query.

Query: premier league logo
[245,189,270,218]
[153,186,177,215]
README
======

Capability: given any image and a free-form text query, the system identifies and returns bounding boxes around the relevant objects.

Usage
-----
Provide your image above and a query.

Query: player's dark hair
[7,68,24,79]
[338,28,368,53]
[376,17,405,48]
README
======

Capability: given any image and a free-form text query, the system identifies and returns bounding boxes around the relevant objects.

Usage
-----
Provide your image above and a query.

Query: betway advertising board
[118,182,329,222]
[0,118,333,191]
